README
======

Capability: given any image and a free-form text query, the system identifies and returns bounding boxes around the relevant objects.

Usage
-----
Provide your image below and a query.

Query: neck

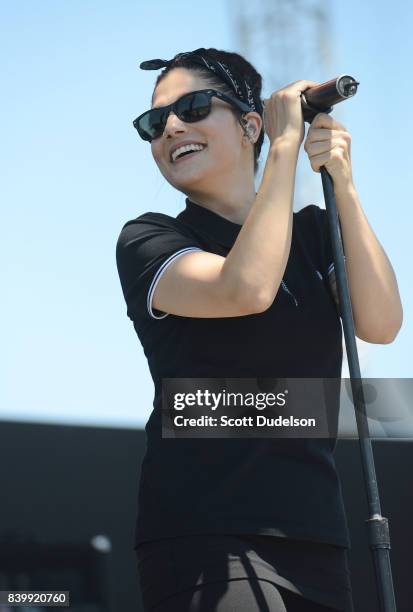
[183,165,257,226]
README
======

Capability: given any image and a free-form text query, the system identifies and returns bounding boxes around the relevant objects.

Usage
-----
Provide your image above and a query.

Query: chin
[170,176,204,194]
[164,163,215,192]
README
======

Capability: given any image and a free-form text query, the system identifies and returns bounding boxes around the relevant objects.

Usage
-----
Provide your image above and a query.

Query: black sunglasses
[133,88,252,142]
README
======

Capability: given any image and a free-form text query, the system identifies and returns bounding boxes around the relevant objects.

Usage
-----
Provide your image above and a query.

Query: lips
[170,145,207,164]
[169,142,207,163]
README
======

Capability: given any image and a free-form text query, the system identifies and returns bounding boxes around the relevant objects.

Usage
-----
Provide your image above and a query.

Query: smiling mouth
[171,146,207,164]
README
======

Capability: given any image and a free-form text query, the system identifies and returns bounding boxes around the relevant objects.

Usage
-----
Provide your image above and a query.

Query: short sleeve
[116,213,203,322]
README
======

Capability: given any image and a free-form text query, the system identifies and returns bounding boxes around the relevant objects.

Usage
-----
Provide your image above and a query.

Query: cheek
[151,142,163,165]
[212,118,242,160]
[211,133,242,165]
[151,145,173,179]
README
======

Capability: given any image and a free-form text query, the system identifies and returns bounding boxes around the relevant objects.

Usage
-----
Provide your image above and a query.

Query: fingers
[294,79,320,91]
[262,80,320,106]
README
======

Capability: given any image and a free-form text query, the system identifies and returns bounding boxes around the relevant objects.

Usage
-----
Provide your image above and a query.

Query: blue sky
[1,0,412,430]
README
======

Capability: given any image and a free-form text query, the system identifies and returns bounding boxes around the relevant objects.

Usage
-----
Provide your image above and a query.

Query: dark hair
[152,48,265,175]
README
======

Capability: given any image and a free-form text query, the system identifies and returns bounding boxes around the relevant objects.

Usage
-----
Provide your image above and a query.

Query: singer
[116,48,402,611]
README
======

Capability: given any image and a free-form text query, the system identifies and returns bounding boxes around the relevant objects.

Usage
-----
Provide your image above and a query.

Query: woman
[116,48,402,611]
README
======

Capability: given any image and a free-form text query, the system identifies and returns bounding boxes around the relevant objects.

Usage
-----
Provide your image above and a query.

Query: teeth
[171,143,205,162]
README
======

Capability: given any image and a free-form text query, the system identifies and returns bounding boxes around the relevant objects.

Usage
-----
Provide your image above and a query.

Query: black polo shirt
[116,197,351,550]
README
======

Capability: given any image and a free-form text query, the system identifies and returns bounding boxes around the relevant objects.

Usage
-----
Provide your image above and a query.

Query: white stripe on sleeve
[147,247,204,319]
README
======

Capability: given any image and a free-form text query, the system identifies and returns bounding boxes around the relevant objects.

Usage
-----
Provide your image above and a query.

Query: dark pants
[143,578,341,611]
[136,533,352,611]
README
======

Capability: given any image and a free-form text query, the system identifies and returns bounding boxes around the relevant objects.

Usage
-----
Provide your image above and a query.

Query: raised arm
[152,80,318,318]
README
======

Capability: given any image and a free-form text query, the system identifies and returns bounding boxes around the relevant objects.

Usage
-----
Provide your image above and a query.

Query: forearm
[221,138,301,309]
[335,182,403,343]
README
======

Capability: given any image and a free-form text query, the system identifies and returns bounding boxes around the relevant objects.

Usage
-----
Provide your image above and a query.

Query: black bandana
[140,48,263,116]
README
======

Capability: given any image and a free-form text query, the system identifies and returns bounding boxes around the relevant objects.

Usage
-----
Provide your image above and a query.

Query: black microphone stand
[302,77,397,611]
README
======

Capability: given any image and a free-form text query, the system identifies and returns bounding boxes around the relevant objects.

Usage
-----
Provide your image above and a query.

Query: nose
[163,111,187,137]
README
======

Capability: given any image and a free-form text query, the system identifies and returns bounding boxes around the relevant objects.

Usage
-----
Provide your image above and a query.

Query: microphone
[300,75,360,123]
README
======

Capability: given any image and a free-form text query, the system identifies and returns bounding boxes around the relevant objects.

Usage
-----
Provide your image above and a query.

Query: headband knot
[140,58,172,70]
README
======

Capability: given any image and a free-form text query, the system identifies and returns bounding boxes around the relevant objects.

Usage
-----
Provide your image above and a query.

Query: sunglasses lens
[138,108,167,141]
[177,91,211,122]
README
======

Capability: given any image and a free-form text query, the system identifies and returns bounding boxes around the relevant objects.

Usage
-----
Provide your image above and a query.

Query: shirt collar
[177,197,243,249]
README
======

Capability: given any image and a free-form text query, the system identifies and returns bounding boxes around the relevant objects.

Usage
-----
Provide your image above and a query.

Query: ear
[240,111,262,143]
